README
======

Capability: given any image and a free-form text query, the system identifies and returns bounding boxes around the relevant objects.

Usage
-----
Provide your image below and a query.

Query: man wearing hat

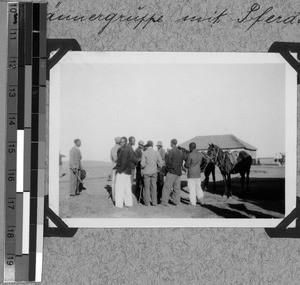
[110,137,121,202]
[135,140,144,201]
[156,141,166,202]
[141,140,163,206]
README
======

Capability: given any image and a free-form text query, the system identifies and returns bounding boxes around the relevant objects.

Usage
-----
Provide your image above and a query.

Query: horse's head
[207,143,221,165]
[207,144,215,162]
[178,145,189,161]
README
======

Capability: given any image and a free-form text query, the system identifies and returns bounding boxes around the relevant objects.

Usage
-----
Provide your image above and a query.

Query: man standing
[184,142,205,206]
[135,140,144,200]
[110,137,121,202]
[161,139,184,206]
[128,136,137,186]
[69,139,83,196]
[156,141,166,202]
[141,141,163,206]
[115,137,138,208]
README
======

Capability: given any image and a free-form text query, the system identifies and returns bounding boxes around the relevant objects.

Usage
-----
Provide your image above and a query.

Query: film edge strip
[4,1,47,283]
[29,2,48,281]
[5,2,19,282]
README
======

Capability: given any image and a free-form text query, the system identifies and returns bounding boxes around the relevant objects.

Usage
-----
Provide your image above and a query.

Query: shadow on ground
[201,204,249,218]
[203,177,285,214]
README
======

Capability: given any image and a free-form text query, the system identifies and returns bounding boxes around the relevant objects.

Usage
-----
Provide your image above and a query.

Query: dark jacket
[135,146,143,170]
[135,147,143,161]
[116,145,138,175]
[184,150,204,179]
[128,144,138,170]
[165,147,184,176]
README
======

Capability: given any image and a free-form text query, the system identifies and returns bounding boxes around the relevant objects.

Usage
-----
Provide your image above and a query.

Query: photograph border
[49,52,297,228]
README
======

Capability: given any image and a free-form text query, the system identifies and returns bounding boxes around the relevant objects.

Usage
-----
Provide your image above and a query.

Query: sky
[55,53,286,161]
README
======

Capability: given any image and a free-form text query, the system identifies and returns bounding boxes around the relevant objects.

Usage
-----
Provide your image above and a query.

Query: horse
[177,146,216,191]
[206,143,252,198]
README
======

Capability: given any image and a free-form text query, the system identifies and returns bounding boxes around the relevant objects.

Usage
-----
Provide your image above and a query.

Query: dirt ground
[58,161,285,219]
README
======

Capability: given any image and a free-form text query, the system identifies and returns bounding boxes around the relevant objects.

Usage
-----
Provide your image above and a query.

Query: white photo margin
[49,52,297,228]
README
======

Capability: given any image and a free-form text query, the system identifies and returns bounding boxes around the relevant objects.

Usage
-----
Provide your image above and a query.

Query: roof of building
[179,134,257,151]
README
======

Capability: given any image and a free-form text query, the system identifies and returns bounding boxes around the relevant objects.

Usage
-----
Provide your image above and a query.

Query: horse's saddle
[226,151,238,166]
[226,150,251,166]
[232,150,252,168]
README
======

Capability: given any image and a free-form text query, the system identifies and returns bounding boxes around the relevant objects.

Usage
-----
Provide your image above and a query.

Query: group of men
[110,136,205,208]
[67,136,206,206]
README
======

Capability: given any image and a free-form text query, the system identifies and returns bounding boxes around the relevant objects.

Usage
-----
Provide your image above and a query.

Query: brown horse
[178,146,216,191]
[206,143,252,198]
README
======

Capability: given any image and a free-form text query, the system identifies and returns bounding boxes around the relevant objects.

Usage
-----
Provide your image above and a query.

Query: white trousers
[111,169,117,202]
[188,178,204,206]
[115,173,132,208]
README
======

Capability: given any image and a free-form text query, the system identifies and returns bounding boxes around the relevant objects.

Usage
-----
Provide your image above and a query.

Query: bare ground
[58,162,285,219]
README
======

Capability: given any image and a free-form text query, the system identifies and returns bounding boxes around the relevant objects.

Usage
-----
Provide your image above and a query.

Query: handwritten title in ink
[47,2,300,35]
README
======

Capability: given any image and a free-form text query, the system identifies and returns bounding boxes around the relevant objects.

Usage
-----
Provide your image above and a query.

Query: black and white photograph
[49,52,296,228]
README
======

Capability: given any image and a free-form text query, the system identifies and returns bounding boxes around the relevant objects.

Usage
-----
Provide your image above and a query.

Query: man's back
[166,147,183,176]
[158,148,166,166]
[185,150,204,178]
[111,144,120,163]
[116,145,130,174]
[135,147,143,161]
[116,145,138,174]
[141,148,163,175]
[128,144,137,169]
[69,146,82,168]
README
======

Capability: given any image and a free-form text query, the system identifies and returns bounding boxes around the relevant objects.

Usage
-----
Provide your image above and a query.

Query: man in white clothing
[69,139,83,196]
[110,137,121,202]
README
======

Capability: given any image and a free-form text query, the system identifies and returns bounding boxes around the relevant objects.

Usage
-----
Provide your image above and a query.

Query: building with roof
[179,134,257,159]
